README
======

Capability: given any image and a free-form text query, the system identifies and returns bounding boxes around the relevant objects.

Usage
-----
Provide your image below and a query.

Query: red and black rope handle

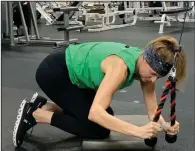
[165,76,177,143]
[144,79,172,147]
[144,70,178,147]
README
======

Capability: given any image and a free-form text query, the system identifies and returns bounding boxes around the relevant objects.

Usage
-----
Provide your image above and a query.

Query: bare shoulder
[98,55,128,95]
[101,55,128,75]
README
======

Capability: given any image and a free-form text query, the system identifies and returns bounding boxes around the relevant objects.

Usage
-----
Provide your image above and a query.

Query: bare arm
[140,81,166,125]
[88,56,139,137]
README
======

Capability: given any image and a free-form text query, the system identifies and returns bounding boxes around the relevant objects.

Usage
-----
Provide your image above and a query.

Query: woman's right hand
[136,121,162,139]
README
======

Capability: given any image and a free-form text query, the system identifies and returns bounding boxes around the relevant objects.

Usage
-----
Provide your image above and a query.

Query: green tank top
[65,42,142,90]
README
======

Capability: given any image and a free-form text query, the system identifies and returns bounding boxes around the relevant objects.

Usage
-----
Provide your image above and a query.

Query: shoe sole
[13,99,27,147]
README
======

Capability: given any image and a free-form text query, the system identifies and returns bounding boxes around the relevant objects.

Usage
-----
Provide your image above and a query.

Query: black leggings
[35,47,114,139]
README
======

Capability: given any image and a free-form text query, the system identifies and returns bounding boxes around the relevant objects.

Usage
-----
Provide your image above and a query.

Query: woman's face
[138,59,160,83]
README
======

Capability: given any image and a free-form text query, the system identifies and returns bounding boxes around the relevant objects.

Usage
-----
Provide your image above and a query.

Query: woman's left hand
[162,121,180,135]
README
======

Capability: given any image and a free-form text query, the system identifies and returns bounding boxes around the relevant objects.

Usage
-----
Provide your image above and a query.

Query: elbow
[88,106,102,122]
[88,108,97,122]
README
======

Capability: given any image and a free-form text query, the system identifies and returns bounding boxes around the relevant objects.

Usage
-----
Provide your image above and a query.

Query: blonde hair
[146,35,187,88]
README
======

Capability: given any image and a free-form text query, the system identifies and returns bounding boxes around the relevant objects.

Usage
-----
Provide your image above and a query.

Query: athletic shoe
[13,92,47,148]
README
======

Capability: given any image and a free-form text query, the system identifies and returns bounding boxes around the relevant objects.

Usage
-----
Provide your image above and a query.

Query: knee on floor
[86,126,111,139]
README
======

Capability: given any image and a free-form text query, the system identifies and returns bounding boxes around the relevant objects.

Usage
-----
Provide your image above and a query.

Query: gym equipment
[53,7,84,47]
[77,2,193,33]
[118,2,125,18]
[13,2,31,35]
[82,115,153,151]
[80,2,134,32]
[12,2,41,35]
[121,2,194,33]
[2,1,81,47]
[1,2,10,39]
[123,2,185,25]
[154,3,193,33]
[36,2,83,25]
[123,2,180,24]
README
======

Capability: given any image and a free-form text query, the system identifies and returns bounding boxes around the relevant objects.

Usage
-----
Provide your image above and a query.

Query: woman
[13,35,185,148]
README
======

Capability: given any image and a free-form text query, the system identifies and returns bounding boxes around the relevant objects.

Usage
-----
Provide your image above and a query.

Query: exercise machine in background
[36,1,83,25]
[1,1,83,47]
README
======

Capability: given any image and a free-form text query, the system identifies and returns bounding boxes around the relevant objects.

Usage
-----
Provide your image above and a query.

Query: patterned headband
[143,45,173,77]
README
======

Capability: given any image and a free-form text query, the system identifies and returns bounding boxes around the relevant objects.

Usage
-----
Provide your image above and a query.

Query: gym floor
[2,21,195,151]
